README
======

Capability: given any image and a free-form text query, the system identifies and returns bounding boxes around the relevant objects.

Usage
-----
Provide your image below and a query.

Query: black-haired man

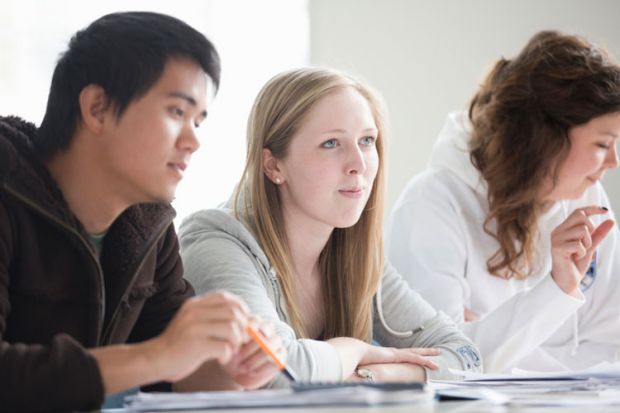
[0,12,283,412]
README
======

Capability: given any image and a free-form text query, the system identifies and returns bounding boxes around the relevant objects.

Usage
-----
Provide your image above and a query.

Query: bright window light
[0,0,309,225]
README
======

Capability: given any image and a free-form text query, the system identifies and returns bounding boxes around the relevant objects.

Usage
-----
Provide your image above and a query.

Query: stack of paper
[124,383,433,411]
[429,365,620,407]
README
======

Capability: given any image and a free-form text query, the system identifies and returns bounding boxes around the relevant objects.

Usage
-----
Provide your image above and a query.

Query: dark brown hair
[469,30,620,279]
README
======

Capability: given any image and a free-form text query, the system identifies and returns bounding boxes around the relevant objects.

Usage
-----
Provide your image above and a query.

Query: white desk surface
[102,400,620,413]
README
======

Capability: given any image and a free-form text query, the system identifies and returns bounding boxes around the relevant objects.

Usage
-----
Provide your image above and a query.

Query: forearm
[326,337,368,379]
[90,339,166,395]
[355,362,426,382]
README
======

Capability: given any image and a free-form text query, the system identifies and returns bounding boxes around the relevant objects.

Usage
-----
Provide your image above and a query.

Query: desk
[101,400,620,413]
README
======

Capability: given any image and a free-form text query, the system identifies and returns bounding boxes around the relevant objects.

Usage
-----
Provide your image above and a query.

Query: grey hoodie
[179,208,482,386]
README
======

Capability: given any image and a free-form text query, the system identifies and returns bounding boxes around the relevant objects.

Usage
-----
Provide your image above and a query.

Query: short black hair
[36,11,220,158]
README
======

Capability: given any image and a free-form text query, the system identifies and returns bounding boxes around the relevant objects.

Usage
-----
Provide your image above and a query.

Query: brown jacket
[0,116,194,412]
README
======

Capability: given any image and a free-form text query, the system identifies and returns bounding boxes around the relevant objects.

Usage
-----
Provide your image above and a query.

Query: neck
[46,139,127,235]
[281,207,332,281]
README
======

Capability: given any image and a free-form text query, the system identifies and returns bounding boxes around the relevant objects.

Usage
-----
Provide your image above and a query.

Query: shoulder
[0,116,39,184]
[178,208,262,254]
[179,208,271,279]
[391,167,485,226]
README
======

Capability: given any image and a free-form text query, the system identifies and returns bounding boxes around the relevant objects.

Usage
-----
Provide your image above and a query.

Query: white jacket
[387,111,620,373]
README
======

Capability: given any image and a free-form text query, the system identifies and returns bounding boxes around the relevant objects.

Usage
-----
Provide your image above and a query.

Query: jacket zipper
[4,185,107,344]
[99,222,170,344]
[264,265,288,322]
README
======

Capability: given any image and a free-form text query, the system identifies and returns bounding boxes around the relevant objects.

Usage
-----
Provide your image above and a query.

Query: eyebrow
[168,92,208,118]
[321,127,378,134]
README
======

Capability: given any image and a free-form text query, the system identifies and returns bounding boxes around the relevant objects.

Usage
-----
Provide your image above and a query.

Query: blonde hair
[234,68,388,340]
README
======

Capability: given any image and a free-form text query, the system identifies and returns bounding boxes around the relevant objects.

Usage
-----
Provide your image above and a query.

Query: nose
[604,143,619,169]
[178,124,201,154]
[346,145,367,176]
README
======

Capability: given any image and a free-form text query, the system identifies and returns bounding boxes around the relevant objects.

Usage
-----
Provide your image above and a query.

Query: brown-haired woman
[388,31,620,373]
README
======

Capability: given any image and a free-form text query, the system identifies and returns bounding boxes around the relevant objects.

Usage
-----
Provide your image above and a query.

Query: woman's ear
[78,84,109,134]
[263,148,285,184]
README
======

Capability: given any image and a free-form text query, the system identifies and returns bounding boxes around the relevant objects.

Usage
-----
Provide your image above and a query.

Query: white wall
[0,0,309,225]
[309,0,620,214]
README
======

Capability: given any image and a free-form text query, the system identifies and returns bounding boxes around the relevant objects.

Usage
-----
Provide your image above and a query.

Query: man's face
[99,58,209,204]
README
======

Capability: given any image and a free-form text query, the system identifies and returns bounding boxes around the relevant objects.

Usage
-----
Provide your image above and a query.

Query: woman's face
[273,87,379,231]
[545,112,620,202]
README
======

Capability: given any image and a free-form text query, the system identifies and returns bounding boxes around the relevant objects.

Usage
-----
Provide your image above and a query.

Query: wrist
[550,270,579,296]
[139,338,170,383]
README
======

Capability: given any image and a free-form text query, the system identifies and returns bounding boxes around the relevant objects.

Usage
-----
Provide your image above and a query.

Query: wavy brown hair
[234,68,387,340]
[469,31,620,279]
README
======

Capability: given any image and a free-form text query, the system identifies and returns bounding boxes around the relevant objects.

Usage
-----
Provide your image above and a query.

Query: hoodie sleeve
[387,169,583,373]
[521,186,620,370]
[0,200,104,412]
[180,219,342,385]
[373,262,482,379]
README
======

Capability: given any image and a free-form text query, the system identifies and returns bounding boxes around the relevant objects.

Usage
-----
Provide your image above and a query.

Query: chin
[334,212,365,229]
[149,189,177,204]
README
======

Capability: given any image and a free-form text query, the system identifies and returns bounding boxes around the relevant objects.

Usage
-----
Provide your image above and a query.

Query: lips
[168,161,188,178]
[339,186,363,193]
[338,186,365,198]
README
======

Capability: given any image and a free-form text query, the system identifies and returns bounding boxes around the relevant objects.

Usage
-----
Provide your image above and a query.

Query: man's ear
[78,84,109,134]
[263,148,285,184]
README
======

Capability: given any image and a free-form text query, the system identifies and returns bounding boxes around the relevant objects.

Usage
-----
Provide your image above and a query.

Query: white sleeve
[530,189,620,370]
[464,275,582,371]
[387,173,583,373]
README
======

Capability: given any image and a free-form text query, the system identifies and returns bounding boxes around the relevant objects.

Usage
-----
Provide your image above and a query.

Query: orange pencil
[246,323,299,382]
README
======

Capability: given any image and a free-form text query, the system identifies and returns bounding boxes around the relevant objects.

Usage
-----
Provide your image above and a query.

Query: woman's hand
[358,344,441,371]
[221,318,287,389]
[348,363,427,382]
[327,337,440,380]
[550,206,614,296]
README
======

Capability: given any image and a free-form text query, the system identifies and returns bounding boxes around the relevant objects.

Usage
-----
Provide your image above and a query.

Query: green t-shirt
[89,232,106,259]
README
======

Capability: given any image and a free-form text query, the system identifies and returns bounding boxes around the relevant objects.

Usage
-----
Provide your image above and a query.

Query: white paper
[124,385,433,411]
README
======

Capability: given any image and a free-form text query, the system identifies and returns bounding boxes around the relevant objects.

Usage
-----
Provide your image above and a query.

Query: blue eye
[321,138,338,148]
[360,136,376,146]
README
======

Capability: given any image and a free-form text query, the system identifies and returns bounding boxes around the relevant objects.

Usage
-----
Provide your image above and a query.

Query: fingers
[395,348,440,370]
[590,219,615,250]
[579,206,609,217]
[194,291,250,320]
[407,348,442,357]
[367,346,441,370]
[464,307,478,322]
[237,319,285,373]
[552,206,611,259]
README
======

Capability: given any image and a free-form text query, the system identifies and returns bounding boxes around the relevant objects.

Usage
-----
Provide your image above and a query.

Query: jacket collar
[0,116,176,249]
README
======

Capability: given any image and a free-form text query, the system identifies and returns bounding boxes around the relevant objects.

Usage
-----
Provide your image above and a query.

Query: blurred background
[2,0,620,224]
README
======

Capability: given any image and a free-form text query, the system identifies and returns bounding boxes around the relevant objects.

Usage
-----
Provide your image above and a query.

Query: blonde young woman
[388,31,620,373]
[179,68,481,386]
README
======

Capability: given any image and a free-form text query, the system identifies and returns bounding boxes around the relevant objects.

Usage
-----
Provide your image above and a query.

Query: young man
[0,12,283,412]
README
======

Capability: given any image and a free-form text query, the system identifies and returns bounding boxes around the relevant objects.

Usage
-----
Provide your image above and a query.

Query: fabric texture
[179,207,482,387]
[0,116,194,412]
